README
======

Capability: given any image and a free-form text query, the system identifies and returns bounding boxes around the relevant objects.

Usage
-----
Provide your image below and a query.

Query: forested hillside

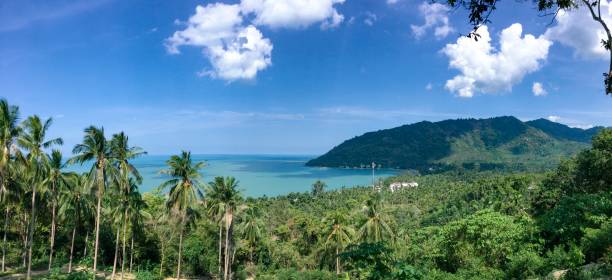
[306,116,601,172]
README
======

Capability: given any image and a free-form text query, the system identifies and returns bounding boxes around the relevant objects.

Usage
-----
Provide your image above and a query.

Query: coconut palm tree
[0,98,20,201]
[206,190,226,277]
[110,190,125,280]
[109,132,145,280]
[59,173,93,273]
[17,116,62,279]
[68,126,112,278]
[44,150,73,270]
[358,196,394,243]
[323,211,354,275]
[1,160,23,272]
[126,186,151,274]
[158,151,205,280]
[237,205,263,265]
[206,176,242,280]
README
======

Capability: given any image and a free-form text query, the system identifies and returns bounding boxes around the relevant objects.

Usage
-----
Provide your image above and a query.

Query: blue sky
[1,0,612,155]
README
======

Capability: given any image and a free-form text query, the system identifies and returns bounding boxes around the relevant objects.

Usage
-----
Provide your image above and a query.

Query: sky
[1,0,612,155]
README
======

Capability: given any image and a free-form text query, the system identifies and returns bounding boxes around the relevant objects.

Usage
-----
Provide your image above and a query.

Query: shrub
[135,270,162,280]
[545,245,585,271]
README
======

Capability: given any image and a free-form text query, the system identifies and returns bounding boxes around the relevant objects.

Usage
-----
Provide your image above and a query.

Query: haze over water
[68,154,399,197]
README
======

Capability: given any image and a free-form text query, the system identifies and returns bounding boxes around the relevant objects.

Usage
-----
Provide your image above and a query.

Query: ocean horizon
[67,154,401,197]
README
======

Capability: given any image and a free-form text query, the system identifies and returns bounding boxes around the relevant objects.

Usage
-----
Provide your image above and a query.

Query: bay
[68,154,400,197]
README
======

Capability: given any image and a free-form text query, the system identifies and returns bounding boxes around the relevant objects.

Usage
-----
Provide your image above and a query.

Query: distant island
[307,116,604,172]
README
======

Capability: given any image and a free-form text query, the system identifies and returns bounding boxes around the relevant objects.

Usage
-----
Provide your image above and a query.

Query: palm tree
[206,176,242,280]
[311,180,326,196]
[110,190,125,280]
[0,98,20,201]
[68,126,112,278]
[44,150,72,270]
[323,211,354,275]
[0,99,20,272]
[1,161,22,272]
[126,187,151,274]
[206,191,226,277]
[109,132,145,280]
[358,196,394,243]
[59,173,93,273]
[158,151,204,280]
[17,116,62,279]
[237,205,263,265]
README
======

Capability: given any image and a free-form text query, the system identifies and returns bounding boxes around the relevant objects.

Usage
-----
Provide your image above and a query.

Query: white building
[389,181,418,192]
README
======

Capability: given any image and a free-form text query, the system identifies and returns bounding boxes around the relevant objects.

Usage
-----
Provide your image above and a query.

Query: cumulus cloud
[411,2,454,39]
[167,0,347,81]
[199,26,273,80]
[532,82,547,96]
[166,4,243,54]
[425,83,433,91]
[544,3,612,59]
[442,24,552,98]
[240,0,345,29]
[387,0,399,4]
[547,115,561,122]
[166,3,272,81]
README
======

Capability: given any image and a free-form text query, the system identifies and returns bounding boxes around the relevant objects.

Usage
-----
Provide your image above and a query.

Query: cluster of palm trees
[156,151,253,280]
[0,99,148,279]
[323,195,394,275]
[0,97,390,279]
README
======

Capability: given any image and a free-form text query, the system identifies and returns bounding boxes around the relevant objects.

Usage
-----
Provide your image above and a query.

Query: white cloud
[364,12,377,26]
[165,3,244,54]
[425,83,433,91]
[545,115,594,128]
[532,82,547,96]
[387,0,399,4]
[544,3,612,59]
[411,2,454,40]
[167,0,347,80]
[240,0,345,29]
[442,24,552,98]
[200,26,273,80]
[166,3,272,81]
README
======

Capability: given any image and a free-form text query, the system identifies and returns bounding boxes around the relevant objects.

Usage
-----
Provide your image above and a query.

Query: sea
[68,154,401,197]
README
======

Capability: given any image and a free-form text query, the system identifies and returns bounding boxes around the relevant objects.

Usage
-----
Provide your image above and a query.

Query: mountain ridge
[306,116,604,172]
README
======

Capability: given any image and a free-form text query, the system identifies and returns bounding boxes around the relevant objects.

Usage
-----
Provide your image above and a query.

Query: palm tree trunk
[120,209,128,280]
[218,223,223,277]
[92,192,101,279]
[336,247,340,275]
[48,182,57,270]
[26,187,37,280]
[2,207,9,272]
[111,226,120,280]
[84,231,88,257]
[22,212,27,268]
[129,236,134,273]
[223,211,232,280]
[92,174,103,279]
[176,225,184,280]
[68,226,76,273]
[159,242,165,277]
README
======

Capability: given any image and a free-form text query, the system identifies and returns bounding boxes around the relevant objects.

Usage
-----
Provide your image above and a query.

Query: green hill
[306,116,602,172]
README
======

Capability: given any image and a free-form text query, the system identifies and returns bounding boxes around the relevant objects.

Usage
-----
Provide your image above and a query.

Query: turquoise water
[68,155,400,197]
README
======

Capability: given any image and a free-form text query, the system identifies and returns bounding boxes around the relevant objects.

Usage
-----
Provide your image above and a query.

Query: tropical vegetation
[0,98,610,280]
